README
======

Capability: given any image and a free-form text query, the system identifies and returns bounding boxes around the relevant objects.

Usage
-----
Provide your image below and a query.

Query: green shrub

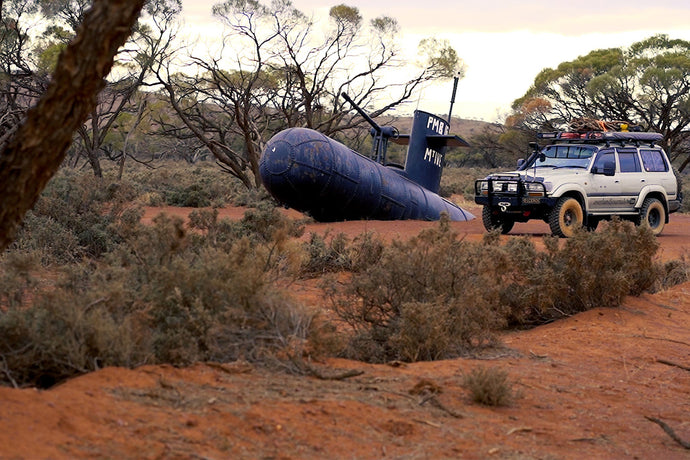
[232,186,272,207]
[14,169,139,262]
[13,213,82,264]
[0,199,323,387]
[331,216,508,363]
[439,166,494,198]
[504,219,662,324]
[0,252,41,310]
[301,232,351,275]
[122,161,242,207]
[330,216,664,363]
[232,201,305,243]
[165,185,212,207]
[0,266,152,388]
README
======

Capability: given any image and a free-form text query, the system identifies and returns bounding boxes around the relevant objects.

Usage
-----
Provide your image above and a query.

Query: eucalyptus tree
[0,0,44,151]
[511,34,690,171]
[39,0,182,177]
[0,0,181,177]
[155,0,462,189]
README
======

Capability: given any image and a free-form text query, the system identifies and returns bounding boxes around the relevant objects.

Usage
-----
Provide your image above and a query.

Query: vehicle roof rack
[536,118,664,145]
[537,131,663,144]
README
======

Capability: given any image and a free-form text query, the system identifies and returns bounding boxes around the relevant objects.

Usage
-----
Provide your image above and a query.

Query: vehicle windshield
[523,144,596,169]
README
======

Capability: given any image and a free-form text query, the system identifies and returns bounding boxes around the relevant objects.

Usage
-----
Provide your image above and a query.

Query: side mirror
[603,160,615,176]
[528,142,539,152]
[517,159,525,168]
[593,160,616,176]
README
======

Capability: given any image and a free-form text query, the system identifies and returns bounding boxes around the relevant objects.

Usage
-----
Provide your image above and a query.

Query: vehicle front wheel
[549,197,583,238]
[482,206,515,234]
[638,197,666,235]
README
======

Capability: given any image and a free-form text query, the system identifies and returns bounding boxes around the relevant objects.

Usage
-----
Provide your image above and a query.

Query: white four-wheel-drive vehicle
[474,130,682,237]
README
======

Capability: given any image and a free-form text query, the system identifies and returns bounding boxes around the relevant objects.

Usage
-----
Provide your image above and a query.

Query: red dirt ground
[1,205,689,459]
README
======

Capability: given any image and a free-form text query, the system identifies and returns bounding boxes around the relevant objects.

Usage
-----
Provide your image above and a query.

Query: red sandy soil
[1,205,689,459]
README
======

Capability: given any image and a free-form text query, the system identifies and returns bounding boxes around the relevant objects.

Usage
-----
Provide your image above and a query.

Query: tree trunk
[0,0,146,251]
[86,146,104,178]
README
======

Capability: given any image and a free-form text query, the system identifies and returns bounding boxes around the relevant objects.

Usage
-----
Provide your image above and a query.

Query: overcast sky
[180,0,690,121]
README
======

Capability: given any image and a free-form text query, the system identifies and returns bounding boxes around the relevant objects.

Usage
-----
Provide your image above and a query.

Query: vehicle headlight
[506,183,518,193]
[524,182,545,196]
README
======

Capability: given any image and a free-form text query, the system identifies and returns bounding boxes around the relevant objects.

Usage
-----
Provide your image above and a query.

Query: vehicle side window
[618,149,641,173]
[640,149,668,172]
[592,149,615,172]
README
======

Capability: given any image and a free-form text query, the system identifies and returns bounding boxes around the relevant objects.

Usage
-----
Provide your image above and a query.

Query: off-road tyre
[638,197,665,235]
[482,206,515,234]
[549,197,583,238]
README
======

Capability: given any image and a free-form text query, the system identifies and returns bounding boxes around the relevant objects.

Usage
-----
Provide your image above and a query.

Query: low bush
[123,162,243,207]
[232,201,305,243]
[0,164,683,388]
[13,169,141,263]
[0,252,41,310]
[0,282,152,388]
[301,231,384,276]
[462,366,515,407]
[329,216,664,363]
[439,166,494,198]
[0,202,325,388]
[659,255,690,289]
[165,184,212,207]
[330,216,508,363]
[504,219,661,325]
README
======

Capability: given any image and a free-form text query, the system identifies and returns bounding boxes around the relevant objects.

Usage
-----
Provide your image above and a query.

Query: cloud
[419,4,690,35]
[288,0,690,35]
[183,1,690,36]
[180,0,690,120]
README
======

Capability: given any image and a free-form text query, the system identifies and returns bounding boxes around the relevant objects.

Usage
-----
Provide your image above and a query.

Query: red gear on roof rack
[569,117,642,133]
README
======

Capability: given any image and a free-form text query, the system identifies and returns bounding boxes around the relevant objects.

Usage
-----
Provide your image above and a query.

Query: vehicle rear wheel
[549,197,583,238]
[482,206,515,234]
[638,197,665,235]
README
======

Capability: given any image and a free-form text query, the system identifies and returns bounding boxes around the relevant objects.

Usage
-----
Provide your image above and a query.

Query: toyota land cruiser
[474,130,682,237]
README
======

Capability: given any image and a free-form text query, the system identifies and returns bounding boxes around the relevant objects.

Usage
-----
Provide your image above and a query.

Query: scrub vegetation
[0,164,687,390]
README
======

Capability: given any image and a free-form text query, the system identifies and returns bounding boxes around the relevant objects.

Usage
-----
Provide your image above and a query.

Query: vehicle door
[587,148,624,212]
[616,147,645,211]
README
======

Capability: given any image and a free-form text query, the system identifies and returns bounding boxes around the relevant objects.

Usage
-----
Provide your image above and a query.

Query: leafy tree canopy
[511,34,690,171]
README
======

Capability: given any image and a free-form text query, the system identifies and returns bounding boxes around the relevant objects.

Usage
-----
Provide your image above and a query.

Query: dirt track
[1,205,689,459]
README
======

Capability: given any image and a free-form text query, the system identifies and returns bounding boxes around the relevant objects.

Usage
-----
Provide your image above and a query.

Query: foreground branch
[657,359,690,372]
[645,416,690,449]
[0,0,146,251]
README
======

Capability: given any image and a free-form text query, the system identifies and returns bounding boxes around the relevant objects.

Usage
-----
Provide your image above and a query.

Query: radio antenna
[447,74,460,125]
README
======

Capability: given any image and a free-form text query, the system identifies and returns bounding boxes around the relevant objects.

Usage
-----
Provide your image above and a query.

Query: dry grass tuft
[462,366,515,407]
